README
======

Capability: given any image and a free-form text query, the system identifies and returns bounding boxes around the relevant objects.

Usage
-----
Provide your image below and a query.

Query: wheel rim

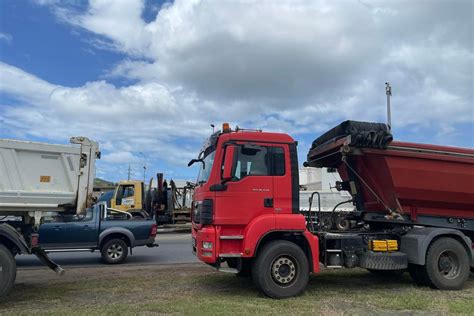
[271,255,298,286]
[336,218,350,231]
[107,244,123,260]
[437,250,460,280]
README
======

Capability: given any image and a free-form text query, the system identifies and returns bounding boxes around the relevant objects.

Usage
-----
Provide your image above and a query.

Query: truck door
[39,216,65,248]
[215,143,274,225]
[114,184,136,211]
[59,208,97,247]
[270,145,292,215]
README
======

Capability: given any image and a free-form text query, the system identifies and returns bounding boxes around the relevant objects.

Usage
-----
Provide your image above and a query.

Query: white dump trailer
[0,136,100,298]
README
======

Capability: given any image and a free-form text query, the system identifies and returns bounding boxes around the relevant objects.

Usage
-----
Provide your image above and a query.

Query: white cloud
[1,0,473,180]
[0,32,12,44]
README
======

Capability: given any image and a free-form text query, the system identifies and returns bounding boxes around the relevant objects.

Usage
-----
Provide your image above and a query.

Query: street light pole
[385,82,392,131]
[139,152,147,184]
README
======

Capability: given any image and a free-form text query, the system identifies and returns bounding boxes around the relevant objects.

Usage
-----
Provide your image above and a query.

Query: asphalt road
[16,233,198,269]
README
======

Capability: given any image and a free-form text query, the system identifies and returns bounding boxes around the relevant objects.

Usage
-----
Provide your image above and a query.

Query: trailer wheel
[252,240,309,299]
[101,239,129,264]
[408,264,432,286]
[0,244,16,298]
[425,237,470,290]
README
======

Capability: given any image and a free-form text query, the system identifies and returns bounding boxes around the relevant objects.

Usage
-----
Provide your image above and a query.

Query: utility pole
[127,164,131,180]
[385,82,392,131]
[139,152,147,183]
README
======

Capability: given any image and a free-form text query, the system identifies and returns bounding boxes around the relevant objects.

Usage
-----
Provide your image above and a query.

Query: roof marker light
[222,123,231,133]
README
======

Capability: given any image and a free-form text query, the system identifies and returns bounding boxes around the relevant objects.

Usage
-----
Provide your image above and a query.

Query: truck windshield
[196,150,216,184]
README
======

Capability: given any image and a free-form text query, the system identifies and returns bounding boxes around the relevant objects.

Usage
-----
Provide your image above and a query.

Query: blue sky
[0,0,472,183]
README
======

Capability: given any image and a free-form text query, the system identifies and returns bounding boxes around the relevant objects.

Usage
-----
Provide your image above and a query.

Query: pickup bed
[38,202,157,264]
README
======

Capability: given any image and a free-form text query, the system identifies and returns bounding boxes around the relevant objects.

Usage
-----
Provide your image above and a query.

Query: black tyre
[0,244,16,298]
[101,239,129,264]
[408,264,432,286]
[252,241,309,299]
[335,216,351,231]
[425,237,470,290]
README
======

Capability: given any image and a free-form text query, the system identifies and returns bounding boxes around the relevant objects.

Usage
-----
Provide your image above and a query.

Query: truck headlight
[202,241,213,250]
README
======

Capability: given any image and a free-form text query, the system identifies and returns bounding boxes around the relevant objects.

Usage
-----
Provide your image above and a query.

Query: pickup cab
[39,202,157,264]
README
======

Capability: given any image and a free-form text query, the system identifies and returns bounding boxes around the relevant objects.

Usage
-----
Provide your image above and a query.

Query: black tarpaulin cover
[310,120,393,151]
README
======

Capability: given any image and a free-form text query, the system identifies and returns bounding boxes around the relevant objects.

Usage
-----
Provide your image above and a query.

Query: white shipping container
[0,136,100,217]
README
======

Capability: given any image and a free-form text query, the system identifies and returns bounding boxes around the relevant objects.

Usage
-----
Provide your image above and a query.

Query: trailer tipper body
[190,121,474,298]
[306,121,474,225]
[0,136,100,298]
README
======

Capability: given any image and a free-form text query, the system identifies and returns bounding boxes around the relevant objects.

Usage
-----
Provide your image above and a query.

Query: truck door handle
[264,198,273,208]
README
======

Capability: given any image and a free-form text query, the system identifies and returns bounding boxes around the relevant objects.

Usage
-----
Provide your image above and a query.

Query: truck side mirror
[222,145,236,181]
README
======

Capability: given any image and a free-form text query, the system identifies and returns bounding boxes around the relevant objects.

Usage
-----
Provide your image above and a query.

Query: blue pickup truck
[39,202,157,264]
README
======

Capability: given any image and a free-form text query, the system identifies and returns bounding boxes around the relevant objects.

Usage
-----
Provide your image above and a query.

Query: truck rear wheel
[101,239,129,264]
[252,240,309,299]
[425,237,470,290]
[0,244,16,298]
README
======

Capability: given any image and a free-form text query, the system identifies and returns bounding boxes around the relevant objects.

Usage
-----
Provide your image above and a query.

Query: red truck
[189,121,474,298]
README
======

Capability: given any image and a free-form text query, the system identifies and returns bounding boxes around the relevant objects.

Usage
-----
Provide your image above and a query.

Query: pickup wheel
[0,244,16,298]
[252,240,309,299]
[425,237,470,290]
[101,239,129,264]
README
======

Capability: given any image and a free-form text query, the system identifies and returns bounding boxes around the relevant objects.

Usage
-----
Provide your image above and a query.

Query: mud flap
[31,247,65,276]
[359,251,408,270]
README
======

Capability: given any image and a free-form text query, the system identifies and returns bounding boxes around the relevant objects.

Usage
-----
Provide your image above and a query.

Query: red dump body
[307,137,474,221]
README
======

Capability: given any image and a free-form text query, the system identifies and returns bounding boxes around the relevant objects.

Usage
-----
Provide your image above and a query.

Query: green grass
[1,264,473,315]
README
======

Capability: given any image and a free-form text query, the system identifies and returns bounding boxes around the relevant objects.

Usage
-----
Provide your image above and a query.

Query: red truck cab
[190,124,319,297]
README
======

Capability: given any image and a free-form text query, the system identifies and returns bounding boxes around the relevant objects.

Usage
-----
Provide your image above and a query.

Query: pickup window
[43,208,93,223]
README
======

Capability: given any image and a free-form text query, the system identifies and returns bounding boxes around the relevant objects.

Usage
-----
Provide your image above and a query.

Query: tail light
[150,224,157,238]
[31,233,39,247]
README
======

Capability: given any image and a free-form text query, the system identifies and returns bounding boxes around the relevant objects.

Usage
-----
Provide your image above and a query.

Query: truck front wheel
[252,240,309,299]
[101,239,129,264]
[0,244,16,298]
[425,237,470,290]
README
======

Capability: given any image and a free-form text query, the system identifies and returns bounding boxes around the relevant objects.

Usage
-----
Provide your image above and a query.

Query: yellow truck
[111,180,145,212]
[97,176,193,224]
